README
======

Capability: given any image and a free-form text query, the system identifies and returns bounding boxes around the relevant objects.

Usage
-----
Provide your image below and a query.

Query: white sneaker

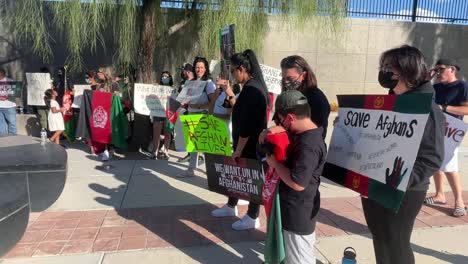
[101,150,110,161]
[211,204,238,218]
[232,214,259,231]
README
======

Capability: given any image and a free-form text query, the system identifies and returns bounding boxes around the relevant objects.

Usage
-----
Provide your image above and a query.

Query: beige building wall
[261,18,468,104]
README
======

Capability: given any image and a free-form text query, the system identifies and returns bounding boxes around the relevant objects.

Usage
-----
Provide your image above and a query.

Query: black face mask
[378,70,398,89]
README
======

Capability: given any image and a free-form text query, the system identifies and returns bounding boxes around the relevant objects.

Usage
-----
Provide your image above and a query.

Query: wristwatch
[442,105,448,112]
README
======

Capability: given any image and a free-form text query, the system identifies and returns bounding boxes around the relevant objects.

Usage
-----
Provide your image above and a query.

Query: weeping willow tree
[0,0,346,82]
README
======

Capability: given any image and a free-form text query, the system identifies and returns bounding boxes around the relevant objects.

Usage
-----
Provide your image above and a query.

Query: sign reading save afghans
[205,154,264,204]
[0,82,22,101]
[441,113,468,168]
[260,64,282,94]
[26,73,52,106]
[179,114,232,155]
[322,94,432,212]
[176,80,207,105]
[134,83,173,117]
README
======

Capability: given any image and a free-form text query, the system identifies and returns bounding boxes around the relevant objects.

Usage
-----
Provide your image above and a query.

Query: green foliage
[0,0,345,73]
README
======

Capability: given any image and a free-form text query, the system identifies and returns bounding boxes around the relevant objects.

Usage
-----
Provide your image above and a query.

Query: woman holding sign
[362,45,445,264]
[211,49,269,231]
[178,57,217,177]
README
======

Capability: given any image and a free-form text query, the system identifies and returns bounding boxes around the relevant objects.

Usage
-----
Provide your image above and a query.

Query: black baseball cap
[180,63,193,71]
[435,59,460,71]
[274,90,308,114]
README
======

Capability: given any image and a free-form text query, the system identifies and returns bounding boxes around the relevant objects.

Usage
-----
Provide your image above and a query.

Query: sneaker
[101,150,110,161]
[211,204,238,218]
[177,154,190,163]
[177,169,196,178]
[198,155,204,165]
[158,151,169,160]
[232,214,259,231]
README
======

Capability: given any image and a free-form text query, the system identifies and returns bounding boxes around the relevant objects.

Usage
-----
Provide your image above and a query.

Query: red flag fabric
[262,132,290,216]
[62,91,73,122]
[90,91,112,144]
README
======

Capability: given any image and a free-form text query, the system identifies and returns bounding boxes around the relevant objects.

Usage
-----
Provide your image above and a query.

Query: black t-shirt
[279,127,326,235]
[302,87,331,139]
[231,79,268,159]
[434,80,468,120]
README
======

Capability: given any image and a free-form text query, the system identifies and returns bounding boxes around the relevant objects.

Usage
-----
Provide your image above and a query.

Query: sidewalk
[1,138,468,263]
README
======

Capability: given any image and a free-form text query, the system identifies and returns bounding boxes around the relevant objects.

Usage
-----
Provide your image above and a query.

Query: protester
[211,49,269,230]
[177,57,217,177]
[86,70,99,91]
[0,68,16,135]
[259,55,330,144]
[44,89,65,144]
[424,59,468,217]
[362,45,445,264]
[97,67,112,92]
[160,71,176,160]
[265,90,326,264]
[176,63,195,163]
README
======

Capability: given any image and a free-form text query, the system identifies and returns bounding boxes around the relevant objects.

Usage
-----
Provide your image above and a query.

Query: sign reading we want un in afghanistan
[322,94,432,212]
[205,154,264,204]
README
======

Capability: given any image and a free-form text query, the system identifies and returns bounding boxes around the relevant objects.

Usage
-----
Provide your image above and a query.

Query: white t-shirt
[188,79,216,113]
[0,77,16,108]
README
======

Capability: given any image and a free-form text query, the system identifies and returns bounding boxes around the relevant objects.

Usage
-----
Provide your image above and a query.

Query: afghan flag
[76,90,128,149]
[262,132,288,264]
[323,93,433,212]
[62,90,75,142]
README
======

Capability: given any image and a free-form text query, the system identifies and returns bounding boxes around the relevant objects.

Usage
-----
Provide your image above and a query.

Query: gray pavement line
[117,160,138,209]
[0,203,28,222]
[315,245,332,264]
[0,169,67,175]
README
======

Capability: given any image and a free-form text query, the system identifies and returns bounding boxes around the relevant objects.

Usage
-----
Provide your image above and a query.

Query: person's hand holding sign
[385,156,408,188]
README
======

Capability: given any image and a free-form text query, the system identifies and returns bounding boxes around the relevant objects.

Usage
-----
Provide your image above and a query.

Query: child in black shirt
[266,90,326,264]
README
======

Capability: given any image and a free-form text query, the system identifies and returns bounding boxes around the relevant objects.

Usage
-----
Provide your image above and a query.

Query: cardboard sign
[26,73,52,106]
[323,94,432,212]
[134,83,174,117]
[176,80,207,105]
[179,114,232,155]
[260,64,282,94]
[441,113,468,168]
[72,84,91,108]
[220,24,236,80]
[205,153,264,204]
[0,81,22,101]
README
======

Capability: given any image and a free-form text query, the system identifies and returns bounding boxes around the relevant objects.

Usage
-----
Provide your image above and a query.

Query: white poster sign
[260,64,282,94]
[441,113,468,168]
[26,73,52,106]
[134,83,174,117]
[176,80,207,104]
[72,85,91,108]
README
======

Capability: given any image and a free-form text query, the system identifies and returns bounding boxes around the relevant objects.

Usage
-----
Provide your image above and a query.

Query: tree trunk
[137,0,160,83]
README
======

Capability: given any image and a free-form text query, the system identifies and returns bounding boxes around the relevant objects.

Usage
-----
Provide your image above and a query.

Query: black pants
[228,197,260,219]
[362,190,426,264]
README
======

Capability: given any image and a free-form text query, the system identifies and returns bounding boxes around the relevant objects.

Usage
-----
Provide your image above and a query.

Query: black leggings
[228,197,260,219]
[362,190,426,264]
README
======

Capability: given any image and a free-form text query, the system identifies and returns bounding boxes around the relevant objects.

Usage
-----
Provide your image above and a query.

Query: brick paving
[4,193,468,259]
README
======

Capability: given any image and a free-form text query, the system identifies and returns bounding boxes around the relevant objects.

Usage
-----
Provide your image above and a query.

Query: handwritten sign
[176,80,207,104]
[26,73,52,106]
[323,94,432,212]
[260,64,282,94]
[134,83,173,117]
[0,81,22,101]
[441,113,468,169]
[205,153,264,204]
[179,114,232,155]
[72,85,91,108]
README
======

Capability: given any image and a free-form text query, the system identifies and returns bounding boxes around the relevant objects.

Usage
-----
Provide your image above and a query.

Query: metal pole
[411,0,419,22]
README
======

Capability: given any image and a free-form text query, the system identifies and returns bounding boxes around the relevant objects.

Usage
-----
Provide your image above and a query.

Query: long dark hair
[192,57,211,81]
[44,89,54,109]
[159,71,174,86]
[280,55,318,92]
[230,49,270,106]
[379,45,429,88]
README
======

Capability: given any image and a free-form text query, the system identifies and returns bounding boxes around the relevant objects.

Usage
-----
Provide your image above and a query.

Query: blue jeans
[0,107,17,135]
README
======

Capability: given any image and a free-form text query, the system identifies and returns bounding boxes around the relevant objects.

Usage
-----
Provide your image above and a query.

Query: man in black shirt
[425,59,468,217]
[266,90,326,264]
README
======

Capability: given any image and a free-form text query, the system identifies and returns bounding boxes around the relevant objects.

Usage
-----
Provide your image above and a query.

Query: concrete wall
[261,18,468,103]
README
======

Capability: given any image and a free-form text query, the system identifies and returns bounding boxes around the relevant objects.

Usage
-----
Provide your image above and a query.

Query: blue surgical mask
[161,77,170,85]
[85,78,91,84]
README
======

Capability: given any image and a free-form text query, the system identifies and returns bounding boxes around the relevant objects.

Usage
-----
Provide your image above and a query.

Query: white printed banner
[441,113,468,169]
[260,64,282,94]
